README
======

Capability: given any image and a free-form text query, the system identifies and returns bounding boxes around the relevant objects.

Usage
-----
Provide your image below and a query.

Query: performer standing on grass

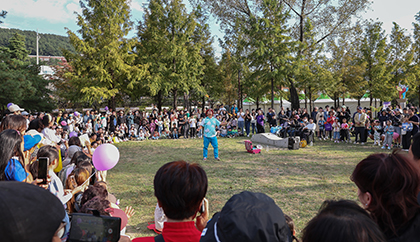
[201,109,226,161]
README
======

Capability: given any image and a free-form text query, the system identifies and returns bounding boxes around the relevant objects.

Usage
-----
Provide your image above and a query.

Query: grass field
[107,137,386,239]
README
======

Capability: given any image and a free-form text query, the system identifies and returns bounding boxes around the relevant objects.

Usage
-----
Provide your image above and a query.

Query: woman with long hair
[256,109,265,133]
[0,129,32,182]
[351,151,420,241]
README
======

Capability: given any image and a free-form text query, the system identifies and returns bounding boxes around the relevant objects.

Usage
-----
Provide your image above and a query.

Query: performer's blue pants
[203,136,218,159]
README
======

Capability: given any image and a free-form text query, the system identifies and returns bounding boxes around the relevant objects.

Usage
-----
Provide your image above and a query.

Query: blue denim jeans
[203,136,218,159]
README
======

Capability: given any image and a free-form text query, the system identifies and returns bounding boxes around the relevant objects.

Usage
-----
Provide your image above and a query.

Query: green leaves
[64,0,147,109]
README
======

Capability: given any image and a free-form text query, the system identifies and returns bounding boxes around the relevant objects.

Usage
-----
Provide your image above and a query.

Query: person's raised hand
[124,206,135,220]
[196,198,209,232]
[31,174,51,189]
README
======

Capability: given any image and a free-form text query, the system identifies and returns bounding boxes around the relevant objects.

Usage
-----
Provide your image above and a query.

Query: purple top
[257,115,264,126]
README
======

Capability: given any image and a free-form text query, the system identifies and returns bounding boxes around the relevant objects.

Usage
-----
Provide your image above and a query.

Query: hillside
[0,28,75,56]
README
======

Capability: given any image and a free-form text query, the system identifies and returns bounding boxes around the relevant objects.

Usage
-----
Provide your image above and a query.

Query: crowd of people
[1,102,420,242]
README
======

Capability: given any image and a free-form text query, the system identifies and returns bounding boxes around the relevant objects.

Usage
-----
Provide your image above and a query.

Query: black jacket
[387,211,420,242]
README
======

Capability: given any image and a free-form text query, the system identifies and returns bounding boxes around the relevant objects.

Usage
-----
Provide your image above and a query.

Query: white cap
[8,104,24,112]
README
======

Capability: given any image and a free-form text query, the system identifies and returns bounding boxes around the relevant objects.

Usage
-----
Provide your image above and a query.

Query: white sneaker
[361,142,365,145]
[354,141,357,144]
[381,146,385,149]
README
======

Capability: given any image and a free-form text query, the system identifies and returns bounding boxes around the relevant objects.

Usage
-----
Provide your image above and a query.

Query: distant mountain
[0,28,76,56]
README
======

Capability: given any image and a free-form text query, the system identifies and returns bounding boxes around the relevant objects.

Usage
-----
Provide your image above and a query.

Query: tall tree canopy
[137,0,204,110]
[64,0,148,109]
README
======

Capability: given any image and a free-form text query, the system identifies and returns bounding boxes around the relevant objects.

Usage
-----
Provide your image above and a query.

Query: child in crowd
[172,127,179,139]
[138,129,146,141]
[401,116,413,150]
[157,117,163,135]
[164,116,170,131]
[332,119,341,143]
[227,128,234,138]
[129,126,138,140]
[197,117,203,138]
[318,116,325,140]
[231,126,239,137]
[340,118,350,143]
[189,116,197,139]
[220,126,227,137]
[151,131,160,140]
[372,121,382,146]
[382,120,394,150]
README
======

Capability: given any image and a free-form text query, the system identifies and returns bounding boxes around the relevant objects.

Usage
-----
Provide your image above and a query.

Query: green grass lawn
[107,137,388,239]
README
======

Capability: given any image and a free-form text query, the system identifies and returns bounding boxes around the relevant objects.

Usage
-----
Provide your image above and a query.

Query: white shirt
[42,127,61,145]
[305,123,316,131]
[49,170,72,205]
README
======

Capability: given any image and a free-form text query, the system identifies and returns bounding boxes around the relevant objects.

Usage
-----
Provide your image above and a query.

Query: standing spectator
[231,104,238,114]
[237,108,245,135]
[251,109,257,135]
[353,107,367,145]
[408,108,419,136]
[256,110,265,133]
[391,109,402,147]
[244,109,251,137]
[311,107,318,122]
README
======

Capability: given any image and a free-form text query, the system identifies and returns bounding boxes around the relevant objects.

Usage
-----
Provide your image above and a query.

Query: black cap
[200,191,292,242]
[0,182,65,242]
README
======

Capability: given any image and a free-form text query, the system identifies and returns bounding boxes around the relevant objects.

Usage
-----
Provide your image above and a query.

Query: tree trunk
[238,69,242,110]
[370,92,373,107]
[309,91,312,113]
[202,95,205,111]
[288,78,299,111]
[256,97,260,109]
[304,88,307,110]
[418,85,420,107]
[173,89,178,110]
[156,90,163,112]
[358,98,361,107]
[271,77,274,109]
[109,96,116,111]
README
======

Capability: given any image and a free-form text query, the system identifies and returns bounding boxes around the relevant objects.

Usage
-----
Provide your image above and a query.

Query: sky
[1,0,420,57]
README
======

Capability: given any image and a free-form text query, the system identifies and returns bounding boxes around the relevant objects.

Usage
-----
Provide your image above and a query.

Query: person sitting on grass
[302,200,386,242]
[133,160,208,242]
[231,126,239,137]
[172,127,179,139]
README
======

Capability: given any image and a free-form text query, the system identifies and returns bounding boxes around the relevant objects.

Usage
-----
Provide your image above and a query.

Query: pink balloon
[92,144,120,171]
[393,132,399,140]
[69,131,78,138]
[61,121,67,126]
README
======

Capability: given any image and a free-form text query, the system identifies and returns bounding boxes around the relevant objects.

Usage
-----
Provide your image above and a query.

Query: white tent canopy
[300,98,381,113]
[243,99,291,114]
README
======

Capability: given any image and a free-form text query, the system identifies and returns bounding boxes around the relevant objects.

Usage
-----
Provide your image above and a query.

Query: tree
[0,10,6,24]
[64,0,147,110]
[243,0,296,109]
[413,11,420,104]
[199,0,371,110]
[137,0,204,110]
[0,35,54,112]
[359,21,390,105]
[387,22,414,97]
[8,33,29,60]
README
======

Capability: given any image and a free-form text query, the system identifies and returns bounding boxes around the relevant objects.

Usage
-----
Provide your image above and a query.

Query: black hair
[302,200,386,242]
[69,136,82,147]
[28,118,43,131]
[154,161,207,220]
[0,129,24,180]
[411,132,420,160]
[36,145,59,166]
[0,115,27,133]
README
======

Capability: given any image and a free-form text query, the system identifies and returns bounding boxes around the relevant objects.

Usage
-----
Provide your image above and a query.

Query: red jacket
[133,221,201,242]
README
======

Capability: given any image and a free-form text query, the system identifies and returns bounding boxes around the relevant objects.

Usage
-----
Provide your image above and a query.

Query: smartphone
[68,213,121,242]
[200,202,205,213]
[37,157,49,184]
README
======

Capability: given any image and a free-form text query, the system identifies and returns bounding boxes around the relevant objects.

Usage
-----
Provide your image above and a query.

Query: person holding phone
[133,161,209,242]
[0,129,33,182]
